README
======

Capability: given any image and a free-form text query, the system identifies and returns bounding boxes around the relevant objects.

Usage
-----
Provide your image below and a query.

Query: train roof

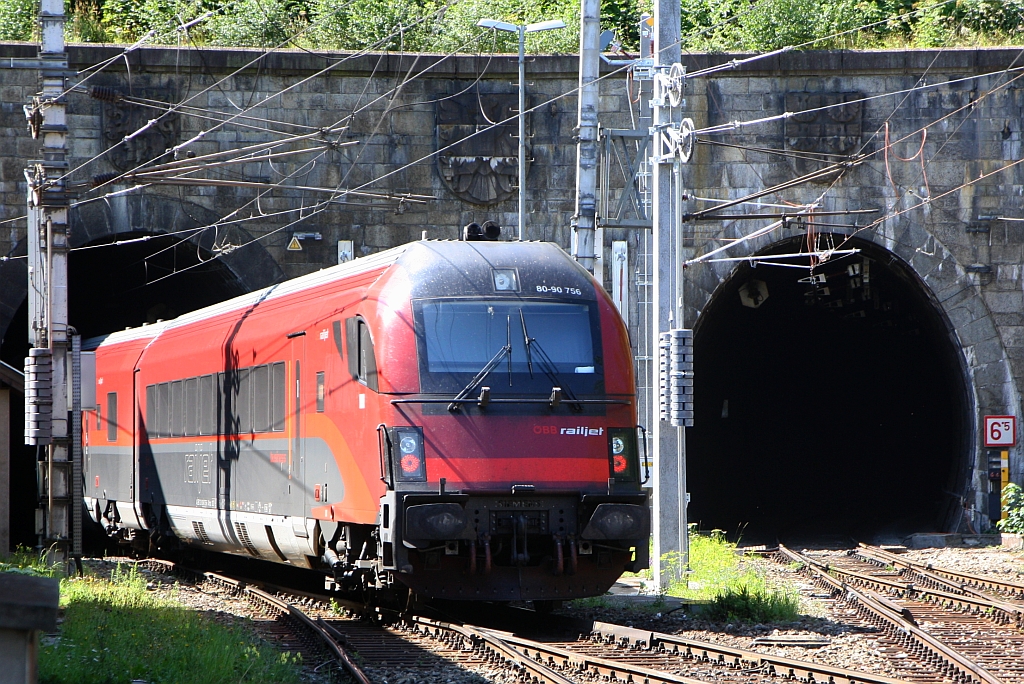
[86,243,409,349]
[85,239,588,350]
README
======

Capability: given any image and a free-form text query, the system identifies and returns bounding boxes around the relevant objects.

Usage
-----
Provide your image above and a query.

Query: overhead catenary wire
[18,0,1015,282]
[108,9,488,275]
[59,0,462,193]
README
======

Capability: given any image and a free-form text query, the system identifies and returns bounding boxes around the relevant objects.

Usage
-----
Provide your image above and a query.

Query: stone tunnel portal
[687,235,972,543]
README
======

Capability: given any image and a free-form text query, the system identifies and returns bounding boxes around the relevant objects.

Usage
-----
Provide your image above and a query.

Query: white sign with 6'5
[984,415,1016,447]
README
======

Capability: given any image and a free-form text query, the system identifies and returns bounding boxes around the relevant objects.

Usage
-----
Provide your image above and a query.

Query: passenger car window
[106,392,117,442]
[345,316,378,391]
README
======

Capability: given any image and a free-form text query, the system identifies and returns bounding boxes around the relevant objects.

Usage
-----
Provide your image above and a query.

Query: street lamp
[477,17,566,241]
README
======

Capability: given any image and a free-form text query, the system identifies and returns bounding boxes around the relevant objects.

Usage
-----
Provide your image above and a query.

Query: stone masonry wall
[2,44,1024,525]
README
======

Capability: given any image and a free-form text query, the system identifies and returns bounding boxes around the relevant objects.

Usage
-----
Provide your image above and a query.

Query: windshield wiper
[518,309,582,411]
[447,315,512,411]
[519,308,534,378]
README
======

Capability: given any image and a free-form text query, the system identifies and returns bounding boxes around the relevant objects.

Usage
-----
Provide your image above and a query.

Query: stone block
[389,110,432,136]
[1001,325,1024,349]
[958,315,997,347]
[715,78,749,96]
[0,86,24,103]
[974,337,1006,365]
[984,290,1023,314]
[0,574,58,631]
[973,361,1010,389]
[991,313,1024,327]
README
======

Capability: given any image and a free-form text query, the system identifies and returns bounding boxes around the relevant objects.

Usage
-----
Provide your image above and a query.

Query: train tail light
[608,428,638,482]
[391,426,427,482]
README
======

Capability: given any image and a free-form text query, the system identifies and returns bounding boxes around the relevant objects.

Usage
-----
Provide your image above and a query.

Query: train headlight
[391,427,426,482]
[581,503,650,540]
[405,503,468,540]
[608,428,638,482]
[492,268,519,292]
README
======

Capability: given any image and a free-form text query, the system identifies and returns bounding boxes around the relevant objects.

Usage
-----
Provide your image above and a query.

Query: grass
[664,528,801,623]
[1,545,61,578]
[26,562,304,684]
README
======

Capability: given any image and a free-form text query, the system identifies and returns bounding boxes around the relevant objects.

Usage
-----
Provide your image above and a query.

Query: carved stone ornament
[102,86,180,172]
[436,92,526,205]
[784,92,863,180]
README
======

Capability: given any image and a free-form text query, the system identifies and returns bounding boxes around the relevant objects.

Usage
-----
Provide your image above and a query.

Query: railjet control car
[84,237,650,602]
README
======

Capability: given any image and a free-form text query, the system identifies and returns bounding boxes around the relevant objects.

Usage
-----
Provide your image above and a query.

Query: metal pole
[572,0,600,273]
[0,388,8,558]
[71,332,82,565]
[26,0,69,565]
[518,25,526,242]
[674,161,689,568]
[650,0,682,591]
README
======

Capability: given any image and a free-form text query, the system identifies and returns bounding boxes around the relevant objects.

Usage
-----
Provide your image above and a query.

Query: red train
[83,236,649,602]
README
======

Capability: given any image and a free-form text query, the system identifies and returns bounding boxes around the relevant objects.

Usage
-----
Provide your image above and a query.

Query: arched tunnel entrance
[687,235,972,543]
[0,197,284,549]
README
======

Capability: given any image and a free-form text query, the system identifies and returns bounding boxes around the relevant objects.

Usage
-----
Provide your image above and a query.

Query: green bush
[36,0,1024,51]
[735,0,868,50]
[0,0,36,42]
[100,0,211,43]
[997,482,1024,534]
[206,0,305,47]
[702,581,801,623]
[662,526,802,623]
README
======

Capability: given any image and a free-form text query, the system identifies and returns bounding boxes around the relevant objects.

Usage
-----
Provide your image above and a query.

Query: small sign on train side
[984,415,1016,447]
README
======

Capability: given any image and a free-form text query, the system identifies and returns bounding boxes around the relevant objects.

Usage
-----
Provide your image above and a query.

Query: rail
[140,559,372,684]
[858,543,1024,600]
[778,545,1006,684]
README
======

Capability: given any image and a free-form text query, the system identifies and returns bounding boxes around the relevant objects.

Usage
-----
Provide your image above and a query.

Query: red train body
[84,239,649,601]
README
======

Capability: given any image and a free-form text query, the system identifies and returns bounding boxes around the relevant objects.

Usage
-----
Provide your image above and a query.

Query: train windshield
[416,299,602,395]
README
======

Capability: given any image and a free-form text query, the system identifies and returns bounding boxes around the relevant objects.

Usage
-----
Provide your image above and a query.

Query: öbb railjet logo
[533,425,605,436]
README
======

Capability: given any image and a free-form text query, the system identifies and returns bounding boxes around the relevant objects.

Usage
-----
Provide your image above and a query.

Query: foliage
[734,0,867,51]
[702,581,801,622]
[0,546,61,578]
[205,0,305,47]
[0,0,36,42]
[309,0,442,52]
[661,526,801,623]
[19,0,1024,53]
[997,482,1024,534]
[38,564,303,684]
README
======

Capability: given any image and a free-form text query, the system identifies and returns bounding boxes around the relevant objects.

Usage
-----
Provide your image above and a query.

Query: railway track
[777,545,1024,684]
[140,559,371,683]
[136,557,928,684]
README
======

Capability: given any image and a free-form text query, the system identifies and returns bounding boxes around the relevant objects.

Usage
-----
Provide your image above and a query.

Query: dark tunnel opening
[2,233,247,549]
[687,235,971,544]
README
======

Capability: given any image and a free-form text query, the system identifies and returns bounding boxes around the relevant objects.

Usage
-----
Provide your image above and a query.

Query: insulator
[90,86,121,102]
[92,172,119,187]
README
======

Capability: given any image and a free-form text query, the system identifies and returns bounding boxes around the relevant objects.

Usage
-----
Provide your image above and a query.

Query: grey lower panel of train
[84,435,345,567]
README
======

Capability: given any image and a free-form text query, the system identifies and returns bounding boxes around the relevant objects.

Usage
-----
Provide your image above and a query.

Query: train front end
[371,240,649,602]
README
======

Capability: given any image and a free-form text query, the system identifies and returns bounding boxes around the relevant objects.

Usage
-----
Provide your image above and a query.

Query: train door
[290,333,307,518]
[131,367,149,529]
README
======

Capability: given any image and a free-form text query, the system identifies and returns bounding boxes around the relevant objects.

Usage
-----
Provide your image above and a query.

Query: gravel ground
[560,544,1024,679]
[77,545,1024,683]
